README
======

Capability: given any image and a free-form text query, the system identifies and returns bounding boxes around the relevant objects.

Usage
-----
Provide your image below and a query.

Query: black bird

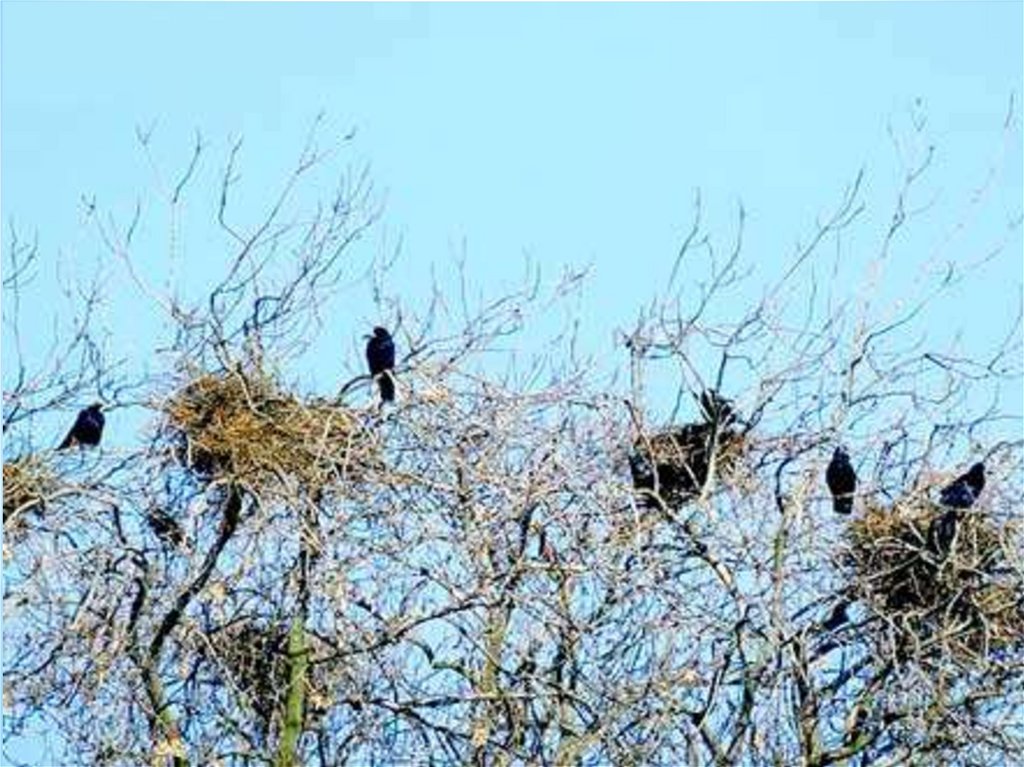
[365,326,396,402]
[698,389,736,426]
[825,446,857,515]
[147,509,185,549]
[57,403,105,450]
[929,507,961,557]
[822,600,850,632]
[939,462,985,509]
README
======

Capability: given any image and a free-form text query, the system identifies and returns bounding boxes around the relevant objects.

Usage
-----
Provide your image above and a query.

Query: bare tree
[4,112,1021,767]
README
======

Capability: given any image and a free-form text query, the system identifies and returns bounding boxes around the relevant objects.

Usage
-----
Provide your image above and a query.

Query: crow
[822,600,850,632]
[147,509,185,549]
[825,446,857,514]
[698,389,736,426]
[929,507,961,557]
[57,403,105,450]
[939,462,985,509]
[365,326,396,402]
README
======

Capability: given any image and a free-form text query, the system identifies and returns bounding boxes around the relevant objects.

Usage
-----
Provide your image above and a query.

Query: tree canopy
[3,121,1022,767]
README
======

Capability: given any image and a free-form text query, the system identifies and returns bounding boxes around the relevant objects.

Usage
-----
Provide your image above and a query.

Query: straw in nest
[844,496,1023,664]
[164,372,378,492]
[203,621,332,736]
[3,457,55,539]
[630,422,746,508]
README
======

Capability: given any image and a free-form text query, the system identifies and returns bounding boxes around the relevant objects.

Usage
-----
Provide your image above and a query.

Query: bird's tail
[378,372,395,403]
[833,496,853,515]
[57,432,75,450]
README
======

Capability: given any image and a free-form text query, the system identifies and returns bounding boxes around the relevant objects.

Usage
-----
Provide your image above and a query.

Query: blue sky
[2,1,1021,430]
[1,2,1022,763]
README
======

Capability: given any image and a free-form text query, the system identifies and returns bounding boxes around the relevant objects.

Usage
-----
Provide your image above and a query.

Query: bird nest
[3,457,55,540]
[197,620,333,736]
[843,497,1023,665]
[163,371,379,493]
[630,422,747,509]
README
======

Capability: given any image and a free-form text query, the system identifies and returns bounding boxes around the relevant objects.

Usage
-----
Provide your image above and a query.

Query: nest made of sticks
[199,620,333,736]
[164,371,379,492]
[3,457,56,539]
[843,496,1023,664]
[630,421,747,509]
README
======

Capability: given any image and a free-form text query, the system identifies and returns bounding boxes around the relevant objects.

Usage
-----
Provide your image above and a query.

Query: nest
[200,620,332,737]
[843,497,1023,664]
[3,457,55,539]
[164,371,378,492]
[630,422,746,509]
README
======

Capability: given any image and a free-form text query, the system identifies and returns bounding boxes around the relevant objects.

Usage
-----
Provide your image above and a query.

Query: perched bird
[822,600,850,632]
[939,462,985,509]
[929,507,961,557]
[365,326,396,402]
[698,389,736,426]
[57,403,105,450]
[825,446,857,515]
[147,509,185,549]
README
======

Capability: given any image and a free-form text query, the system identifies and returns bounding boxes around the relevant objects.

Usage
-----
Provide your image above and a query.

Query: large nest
[3,457,55,541]
[630,421,747,509]
[164,371,379,492]
[843,496,1023,665]
[197,620,334,737]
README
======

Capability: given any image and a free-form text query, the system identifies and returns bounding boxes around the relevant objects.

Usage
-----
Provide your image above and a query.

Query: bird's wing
[57,428,77,450]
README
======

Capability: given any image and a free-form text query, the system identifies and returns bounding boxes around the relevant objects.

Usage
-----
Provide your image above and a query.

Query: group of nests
[2,369,382,549]
[628,389,748,509]
[626,391,1021,667]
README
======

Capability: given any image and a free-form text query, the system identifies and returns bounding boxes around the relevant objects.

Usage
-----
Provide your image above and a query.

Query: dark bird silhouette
[939,462,985,509]
[822,600,850,632]
[365,326,396,402]
[929,507,961,557]
[698,389,736,426]
[825,446,857,514]
[57,403,105,450]
[629,450,657,492]
[147,509,185,549]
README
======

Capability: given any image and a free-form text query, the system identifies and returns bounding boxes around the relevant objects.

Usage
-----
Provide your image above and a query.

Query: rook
[57,403,105,450]
[365,326,396,403]
[825,446,857,515]
[939,462,985,509]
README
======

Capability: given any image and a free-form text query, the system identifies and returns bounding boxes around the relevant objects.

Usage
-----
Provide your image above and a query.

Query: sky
[3,3,1022,405]
[0,1,1022,759]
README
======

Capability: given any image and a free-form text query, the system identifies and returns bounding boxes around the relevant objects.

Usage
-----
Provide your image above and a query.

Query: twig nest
[843,496,1023,665]
[163,371,379,493]
[198,620,333,736]
[3,457,55,540]
[630,422,746,509]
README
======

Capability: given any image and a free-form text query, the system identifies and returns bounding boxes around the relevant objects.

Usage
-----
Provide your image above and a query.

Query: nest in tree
[200,620,333,737]
[843,496,1023,664]
[163,371,379,492]
[630,422,747,509]
[3,457,55,540]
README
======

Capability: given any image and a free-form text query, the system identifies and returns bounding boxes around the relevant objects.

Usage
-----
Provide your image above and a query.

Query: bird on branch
[698,389,737,426]
[57,402,105,450]
[939,462,985,509]
[825,446,857,515]
[365,326,396,403]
